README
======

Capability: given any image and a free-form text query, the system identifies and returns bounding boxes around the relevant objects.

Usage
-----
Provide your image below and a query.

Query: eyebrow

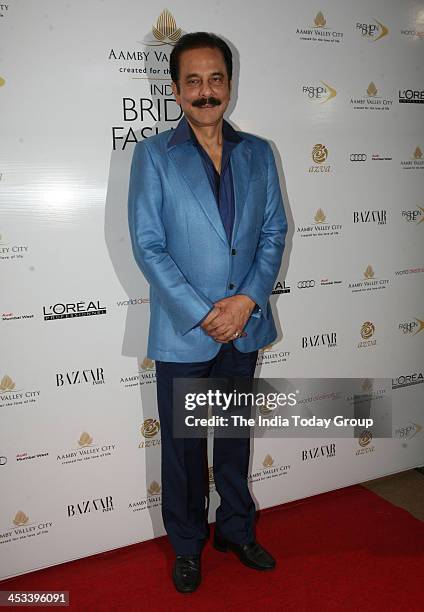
[185,71,225,80]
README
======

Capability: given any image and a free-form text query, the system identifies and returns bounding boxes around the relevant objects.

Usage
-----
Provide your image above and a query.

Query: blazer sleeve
[128,141,214,336]
[238,143,288,319]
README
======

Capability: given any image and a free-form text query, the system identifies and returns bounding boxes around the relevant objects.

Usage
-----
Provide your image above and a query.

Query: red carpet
[1,485,423,611]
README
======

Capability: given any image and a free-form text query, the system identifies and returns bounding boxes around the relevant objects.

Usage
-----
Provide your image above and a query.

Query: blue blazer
[128,119,288,362]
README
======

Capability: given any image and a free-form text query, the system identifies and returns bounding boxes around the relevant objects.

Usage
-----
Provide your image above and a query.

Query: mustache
[192,97,222,108]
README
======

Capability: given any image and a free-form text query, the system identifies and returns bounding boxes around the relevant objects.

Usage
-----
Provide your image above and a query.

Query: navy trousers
[155,341,258,556]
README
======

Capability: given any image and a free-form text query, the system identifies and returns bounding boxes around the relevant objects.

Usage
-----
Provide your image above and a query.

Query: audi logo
[350,153,367,162]
[297,280,315,289]
[0,456,7,466]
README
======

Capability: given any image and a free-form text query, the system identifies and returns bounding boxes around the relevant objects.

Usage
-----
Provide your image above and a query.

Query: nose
[199,78,213,98]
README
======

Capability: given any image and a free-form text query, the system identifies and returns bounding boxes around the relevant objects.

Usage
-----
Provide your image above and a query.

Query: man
[128,32,287,593]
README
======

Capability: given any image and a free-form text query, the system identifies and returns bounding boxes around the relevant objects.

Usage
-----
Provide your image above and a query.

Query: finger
[201,306,222,329]
[205,318,230,333]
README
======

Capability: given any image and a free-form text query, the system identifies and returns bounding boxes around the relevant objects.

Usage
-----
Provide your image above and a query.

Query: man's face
[172,46,231,128]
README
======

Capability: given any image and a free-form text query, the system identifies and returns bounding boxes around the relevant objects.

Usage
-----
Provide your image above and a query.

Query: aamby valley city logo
[56,432,117,466]
[401,146,424,170]
[296,11,344,43]
[355,18,389,42]
[350,81,393,111]
[297,209,342,238]
[0,76,5,87]
[0,375,40,408]
[128,481,162,512]
[108,9,182,76]
[348,265,390,294]
[358,321,376,348]
[309,144,331,173]
[256,341,291,367]
[120,357,156,389]
[0,511,53,546]
[248,455,291,484]
[355,430,375,456]
[139,418,161,449]
[0,233,29,261]
[110,10,184,150]
[345,378,387,407]
[302,80,337,104]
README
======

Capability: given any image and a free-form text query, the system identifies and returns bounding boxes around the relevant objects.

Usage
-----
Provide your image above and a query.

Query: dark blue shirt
[168,115,242,243]
[168,116,256,327]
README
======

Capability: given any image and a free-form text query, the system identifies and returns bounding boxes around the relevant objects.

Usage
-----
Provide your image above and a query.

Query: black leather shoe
[213,531,276,570]
[172,555,201,593]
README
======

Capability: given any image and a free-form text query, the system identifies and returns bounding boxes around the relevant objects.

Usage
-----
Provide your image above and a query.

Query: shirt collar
[168,115,242,148]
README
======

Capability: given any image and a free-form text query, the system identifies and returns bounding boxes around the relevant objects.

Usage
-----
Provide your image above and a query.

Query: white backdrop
[1,0,423,580]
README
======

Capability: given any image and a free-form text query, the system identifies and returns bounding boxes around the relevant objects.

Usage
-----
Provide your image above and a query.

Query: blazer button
[231,248,236,255]
[228,283,235,290]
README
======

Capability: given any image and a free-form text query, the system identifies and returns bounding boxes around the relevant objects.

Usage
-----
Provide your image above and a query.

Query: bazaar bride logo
[147,9,182,45]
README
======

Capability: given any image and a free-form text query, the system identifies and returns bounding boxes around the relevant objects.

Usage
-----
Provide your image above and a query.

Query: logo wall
[110,10,183,150]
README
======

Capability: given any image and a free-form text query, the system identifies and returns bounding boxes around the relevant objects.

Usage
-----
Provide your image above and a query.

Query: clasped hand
[200,295,256,343]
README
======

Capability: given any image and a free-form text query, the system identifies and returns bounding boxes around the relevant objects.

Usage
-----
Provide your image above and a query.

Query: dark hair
[170,32,233,84]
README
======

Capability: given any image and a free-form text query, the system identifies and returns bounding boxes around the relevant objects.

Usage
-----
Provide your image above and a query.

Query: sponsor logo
[309,143,331,173]
[355,19,389,41]
[257,342,291,367]
[320,277,342,287]
[16,451,48,463]
[272,280,290,294]
[302,443,336,460]
[302,81,337,103]
[128,481,162,511]
[67,496,114,517]
[297,280,315,289]
[139,418,161,449]
[297,209,342,238]
[355,430,375,455]
[398,318,424,336]
[400,28,424,39]
[249,455,291,482]
[401,146,424,170]
[350,153,367,161]
[43,300,106,321]
[116,297,149,307]
[57,433,116,466]
[56,368,105,387]
[401,205,424,224]
[398,89,424,104]
[0,233,29,261]
[296,11,344,43]
[358,321,376,348]
[0,375,40,407]
[395,266,424,276]
[2,311,35,322]
[392,371,424,389]
[121,357,156,389]
[394,422,423,440]
[0,511,53,545]
[301,332,337,349]
[353,209,386,224]
[350,81,393,111]
[348,265,389,293]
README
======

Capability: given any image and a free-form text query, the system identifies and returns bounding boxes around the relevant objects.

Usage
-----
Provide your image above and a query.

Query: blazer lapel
[168,143,229,246]
[230,140,252,245]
